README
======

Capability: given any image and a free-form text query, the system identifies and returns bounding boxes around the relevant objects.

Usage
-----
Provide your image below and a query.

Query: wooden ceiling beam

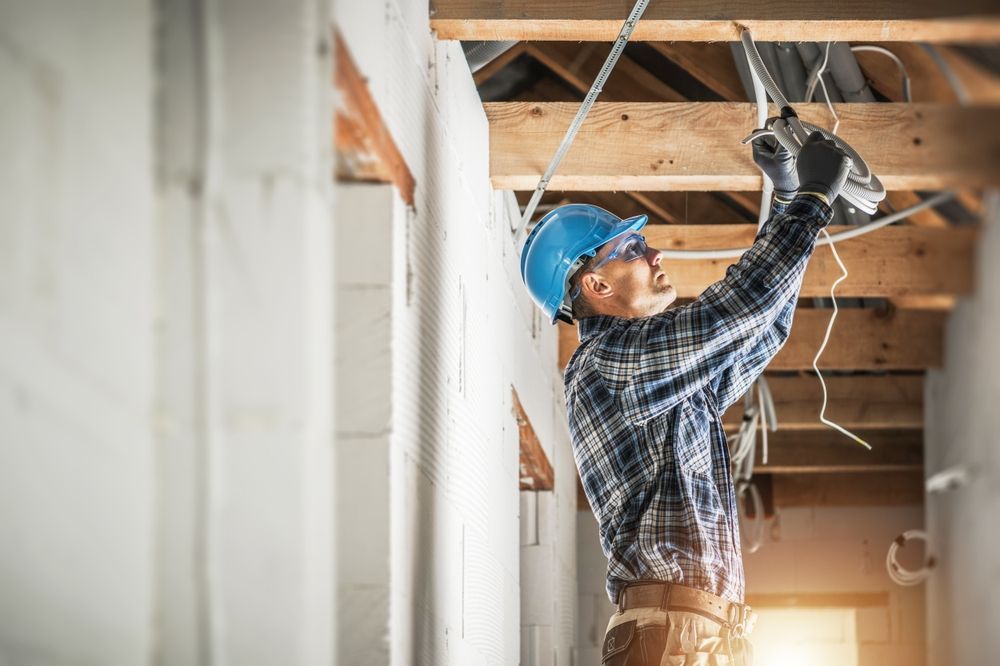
[473,42,527,86]
[721,375,923,431]
[649,42,746,101]
[559,309,946,370]
[769,471,924,506]
[431,1,1000,42]
[487,102,1000,191]
[754,430,923,474]
[644,224,975,299]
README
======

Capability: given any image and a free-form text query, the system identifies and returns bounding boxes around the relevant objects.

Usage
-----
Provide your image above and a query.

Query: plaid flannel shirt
[565,194,834,604]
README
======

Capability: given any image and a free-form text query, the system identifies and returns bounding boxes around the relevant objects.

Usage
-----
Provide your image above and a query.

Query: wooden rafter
[487,102,1000,191]
[431,0,1000,42]
[559,309,946,371]
[646,224,974,299]
[513,388,555,491]
[649,42,746,101]
[754,430,923,474]
[334,32,415,205]
[769,471,923,506]
[473,42,527,86]
[721,375,923,431]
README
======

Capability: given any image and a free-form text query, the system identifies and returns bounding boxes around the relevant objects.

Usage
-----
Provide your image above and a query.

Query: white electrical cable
[851,45,912,102]
[886,529,934,586]
[812,228,871,449]
[514,0,651,243]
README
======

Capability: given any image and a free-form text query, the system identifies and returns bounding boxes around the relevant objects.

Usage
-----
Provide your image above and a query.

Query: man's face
[581,233,677,317]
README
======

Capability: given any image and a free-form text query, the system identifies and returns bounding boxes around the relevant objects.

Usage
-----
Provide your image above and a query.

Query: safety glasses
[569,233,649,301]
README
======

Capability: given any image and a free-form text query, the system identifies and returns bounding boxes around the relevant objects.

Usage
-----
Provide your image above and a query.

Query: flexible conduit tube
[657,191,955,260]
[515,0,651,243]
[747,43,774,230]
[739,31,886,215]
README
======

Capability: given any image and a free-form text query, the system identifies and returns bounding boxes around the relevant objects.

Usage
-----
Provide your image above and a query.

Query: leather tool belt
[617,581,757,638]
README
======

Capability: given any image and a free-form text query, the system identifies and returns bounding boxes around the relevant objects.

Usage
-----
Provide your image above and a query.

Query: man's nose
[646,246,663,266]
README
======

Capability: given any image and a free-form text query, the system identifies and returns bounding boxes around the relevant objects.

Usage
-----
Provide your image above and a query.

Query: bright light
[751,608,858,666]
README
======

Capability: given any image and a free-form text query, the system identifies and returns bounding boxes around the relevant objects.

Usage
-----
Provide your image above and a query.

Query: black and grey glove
[795,131,853,204]
[751,134,798,201]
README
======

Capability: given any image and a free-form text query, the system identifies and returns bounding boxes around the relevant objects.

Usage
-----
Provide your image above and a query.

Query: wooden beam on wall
[721,375,923,431]
[513,388,555,491]
[559,309,946,371]
[334,32,415,205]
[746,593,890,609]
[486,102,1000,191]
[768,471,924,506]
[431,0,1000,42]
[643,224,975,299]
[754,430,923,474]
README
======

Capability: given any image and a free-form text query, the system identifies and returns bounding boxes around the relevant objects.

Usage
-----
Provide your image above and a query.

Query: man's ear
[581,272,614,301]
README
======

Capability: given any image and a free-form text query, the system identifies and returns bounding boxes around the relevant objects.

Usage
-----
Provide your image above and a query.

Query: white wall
[0,3,156,663]
[1,1,337,664]
[333,2,577,663]
[925,191,1000,666]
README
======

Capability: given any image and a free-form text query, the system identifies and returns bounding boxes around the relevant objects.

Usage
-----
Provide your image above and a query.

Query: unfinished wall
[925,190,1000,666]
[0,3,156,663]
[1,1,337,664]
[334,2,577,663]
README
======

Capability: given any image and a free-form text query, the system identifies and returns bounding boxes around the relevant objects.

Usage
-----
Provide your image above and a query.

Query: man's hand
[795,131,853,204]
[751,134,798,201]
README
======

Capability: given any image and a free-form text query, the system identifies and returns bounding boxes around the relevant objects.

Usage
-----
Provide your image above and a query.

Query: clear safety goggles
[568,233,649,301]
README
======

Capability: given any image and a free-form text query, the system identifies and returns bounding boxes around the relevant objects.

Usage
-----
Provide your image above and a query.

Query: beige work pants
[601,607,754,665]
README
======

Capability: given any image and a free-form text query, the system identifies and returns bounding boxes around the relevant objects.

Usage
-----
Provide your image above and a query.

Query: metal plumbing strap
[515,0,652,243]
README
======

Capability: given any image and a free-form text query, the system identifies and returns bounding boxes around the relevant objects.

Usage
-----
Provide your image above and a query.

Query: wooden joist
[721,375,923,431]
[513,389,555,491]
[486,102,1000,191]
[769,471,924,506]
[334,33,415,205]
[644,224,975,299]
[754,430,923,474]
[559,309,946,371]
[431,0,1000,42]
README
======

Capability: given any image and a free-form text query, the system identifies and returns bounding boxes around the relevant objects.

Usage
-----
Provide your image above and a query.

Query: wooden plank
[649,42,747,101]
[513,388,555,491]
[487,103,1000,191]
[431,0,1000,42]
[721,375,923,431]
[753,430,923,474]
[526,42,686,102]
[883,191,951,228]
[769,471,924,506]
[559,309,945,371]
[334,33,415,205]
[644,224,975,299]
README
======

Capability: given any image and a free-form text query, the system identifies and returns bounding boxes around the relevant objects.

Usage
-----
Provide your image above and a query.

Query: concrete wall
[333,2,577,662]
[925,190,1000,666]
[2,1,336,664]
[0,3,156,663]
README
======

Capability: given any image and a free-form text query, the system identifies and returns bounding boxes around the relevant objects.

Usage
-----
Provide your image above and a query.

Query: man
[520,132,852,665]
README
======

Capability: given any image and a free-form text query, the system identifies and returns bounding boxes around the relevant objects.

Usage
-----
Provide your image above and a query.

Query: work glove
[751,134,798,200]
[795,131,854,204]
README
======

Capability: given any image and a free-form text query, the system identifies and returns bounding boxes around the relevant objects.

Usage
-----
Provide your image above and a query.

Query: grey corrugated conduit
[462,41,519,74]
[739,31,887,215]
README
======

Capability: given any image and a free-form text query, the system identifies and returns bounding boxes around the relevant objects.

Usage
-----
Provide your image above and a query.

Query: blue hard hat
[520,203,648,324]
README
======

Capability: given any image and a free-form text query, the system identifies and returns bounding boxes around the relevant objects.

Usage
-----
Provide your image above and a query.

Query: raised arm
[615,193,833,424]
